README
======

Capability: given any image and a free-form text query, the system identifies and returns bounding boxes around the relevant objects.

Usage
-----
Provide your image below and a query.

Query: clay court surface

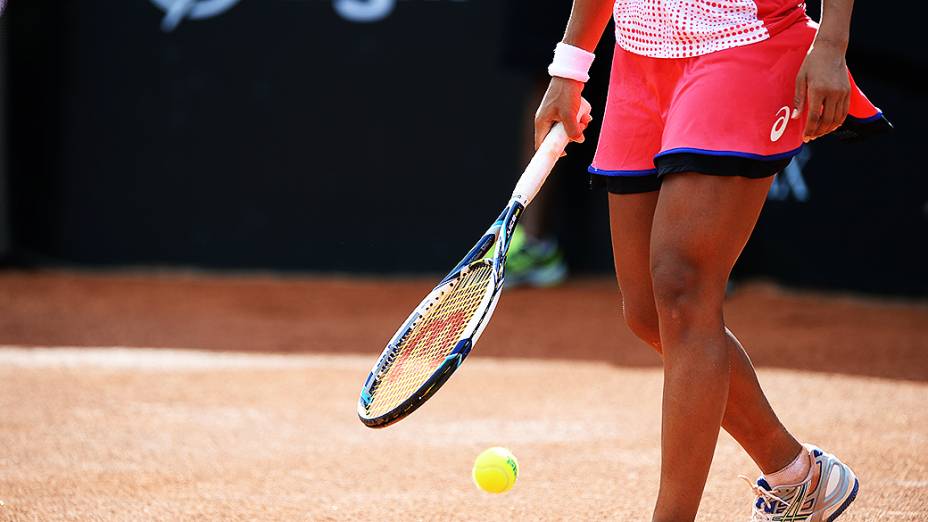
[1,271,927,521]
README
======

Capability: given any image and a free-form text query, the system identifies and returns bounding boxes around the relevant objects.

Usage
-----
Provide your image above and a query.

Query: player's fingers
[572,112,593,144]
[560,110,583,142]
[802,89,823,142]
[838,92,850,131]
[829,92,850,134]
[792,71,807,120]
[580,112,593,126]
[533,117,554,151]
[817,94,840,138]
[829,92,847,135]
[561,114,579,152]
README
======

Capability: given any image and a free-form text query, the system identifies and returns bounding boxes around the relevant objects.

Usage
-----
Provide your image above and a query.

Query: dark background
[1,0,925,295]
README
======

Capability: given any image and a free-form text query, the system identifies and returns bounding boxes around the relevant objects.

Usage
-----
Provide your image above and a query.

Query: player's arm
[793,0,854,141]
[533,0,614,149]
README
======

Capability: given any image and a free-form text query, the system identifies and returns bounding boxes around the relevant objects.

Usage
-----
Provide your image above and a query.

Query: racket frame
[358,100,588,428]
[357,204,520,428]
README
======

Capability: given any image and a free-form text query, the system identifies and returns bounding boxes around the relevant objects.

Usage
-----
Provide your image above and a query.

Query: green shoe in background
[503,225,568,288]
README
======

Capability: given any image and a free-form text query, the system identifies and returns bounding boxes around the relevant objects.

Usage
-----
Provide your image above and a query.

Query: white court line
[0,346,367,371]
[0,346,614,373]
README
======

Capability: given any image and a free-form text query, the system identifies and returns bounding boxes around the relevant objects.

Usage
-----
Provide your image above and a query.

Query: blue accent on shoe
[826,478,859,522]
[754,478,778,513]
[813,449,823,458]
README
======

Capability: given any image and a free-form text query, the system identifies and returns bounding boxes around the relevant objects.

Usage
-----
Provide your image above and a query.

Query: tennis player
[536,1,888,520]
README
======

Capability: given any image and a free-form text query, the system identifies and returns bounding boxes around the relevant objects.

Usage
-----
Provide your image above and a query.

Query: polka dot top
[613,0,807,58]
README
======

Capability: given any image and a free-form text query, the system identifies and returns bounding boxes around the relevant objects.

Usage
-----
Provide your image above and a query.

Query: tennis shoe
[504,226,567,288]
[743,444,859,522]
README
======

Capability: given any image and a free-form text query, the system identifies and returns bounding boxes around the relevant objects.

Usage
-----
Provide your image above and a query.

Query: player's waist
[613,3,808,59]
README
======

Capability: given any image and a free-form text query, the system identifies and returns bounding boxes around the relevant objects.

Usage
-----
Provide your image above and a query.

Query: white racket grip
[511,98,592,206]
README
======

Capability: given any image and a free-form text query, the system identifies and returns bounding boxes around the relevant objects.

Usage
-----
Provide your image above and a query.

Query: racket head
[358,259,500,428]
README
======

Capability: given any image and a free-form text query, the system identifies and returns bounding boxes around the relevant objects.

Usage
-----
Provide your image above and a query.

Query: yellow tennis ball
[472,447,519,494]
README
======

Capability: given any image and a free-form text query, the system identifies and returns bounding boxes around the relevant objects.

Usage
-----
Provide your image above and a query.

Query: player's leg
[639,21,814,518]
[607,191,661,349]
[719,329,801,474]
[609,193,801,477]
[646,172,792,521]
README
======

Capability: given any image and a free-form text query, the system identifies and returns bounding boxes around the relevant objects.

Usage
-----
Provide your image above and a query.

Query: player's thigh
[608,191,661,346]
[650,173,773,310]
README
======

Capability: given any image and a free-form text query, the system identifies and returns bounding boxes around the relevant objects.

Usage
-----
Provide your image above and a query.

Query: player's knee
[622,303,661,352]
[650,253,705,323]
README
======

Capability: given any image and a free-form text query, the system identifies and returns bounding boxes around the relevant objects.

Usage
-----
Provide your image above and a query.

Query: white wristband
[547,42,595,83]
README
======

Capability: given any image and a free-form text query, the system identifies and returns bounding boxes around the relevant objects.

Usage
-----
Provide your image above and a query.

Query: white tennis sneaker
[744,444,859,521]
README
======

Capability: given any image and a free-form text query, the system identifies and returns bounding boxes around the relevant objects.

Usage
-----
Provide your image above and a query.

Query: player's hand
[534,77,593,153]
[792,40,851,142]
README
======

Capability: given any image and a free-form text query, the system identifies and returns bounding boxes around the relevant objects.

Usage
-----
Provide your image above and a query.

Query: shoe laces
[740,475,787,521]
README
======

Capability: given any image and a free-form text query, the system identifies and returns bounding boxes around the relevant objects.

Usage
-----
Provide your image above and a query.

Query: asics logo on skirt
[770,106,790,142]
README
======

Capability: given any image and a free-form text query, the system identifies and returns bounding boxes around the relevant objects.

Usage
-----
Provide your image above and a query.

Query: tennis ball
[472,447,519,494]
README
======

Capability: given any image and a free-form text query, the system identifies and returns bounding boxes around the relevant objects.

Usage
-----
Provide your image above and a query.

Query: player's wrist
[811,35,848,55]
[547,42,595,83]
[550,76,585,92]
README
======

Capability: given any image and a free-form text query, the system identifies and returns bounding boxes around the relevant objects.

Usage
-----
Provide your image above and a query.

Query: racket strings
[364,262,494,418]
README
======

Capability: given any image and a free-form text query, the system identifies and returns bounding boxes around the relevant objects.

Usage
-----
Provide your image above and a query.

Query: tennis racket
[357,100,592,428]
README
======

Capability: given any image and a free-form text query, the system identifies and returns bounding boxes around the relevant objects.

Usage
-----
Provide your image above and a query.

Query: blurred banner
[5,0,536,273]
[0,12,9,258]
[3,1,925,296]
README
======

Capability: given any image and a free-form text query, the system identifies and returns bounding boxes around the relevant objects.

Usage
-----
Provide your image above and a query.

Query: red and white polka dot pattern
[614,0,773,58]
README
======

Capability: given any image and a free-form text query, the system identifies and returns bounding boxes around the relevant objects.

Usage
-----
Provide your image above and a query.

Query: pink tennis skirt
[589,17,890,194]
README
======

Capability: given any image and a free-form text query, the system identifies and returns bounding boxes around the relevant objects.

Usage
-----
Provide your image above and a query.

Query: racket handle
[511,98,592,206]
